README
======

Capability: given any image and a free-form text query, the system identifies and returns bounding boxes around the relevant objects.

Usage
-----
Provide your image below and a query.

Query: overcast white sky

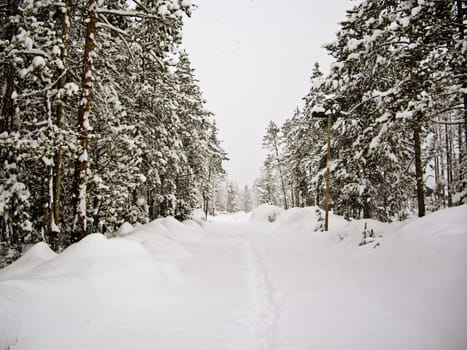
[182,0,357,188]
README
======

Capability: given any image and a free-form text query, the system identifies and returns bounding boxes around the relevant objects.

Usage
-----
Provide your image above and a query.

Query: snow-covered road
[1,205,467,350]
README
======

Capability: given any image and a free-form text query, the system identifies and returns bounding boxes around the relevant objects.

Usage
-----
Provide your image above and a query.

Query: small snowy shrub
[359,223,382,248]
[268,212,277,222]
[314,208,324,232]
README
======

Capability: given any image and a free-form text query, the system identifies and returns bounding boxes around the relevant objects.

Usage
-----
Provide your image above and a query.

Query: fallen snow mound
[250,204,284,223]
[124,217,204,261]
[0,242,57,281]
[115,221,134,236]
[0,216,208,349]
[191,208,207,225]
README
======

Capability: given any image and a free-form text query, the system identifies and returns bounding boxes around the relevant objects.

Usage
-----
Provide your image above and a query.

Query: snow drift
[249,204,284,223]
[0,206,466,350]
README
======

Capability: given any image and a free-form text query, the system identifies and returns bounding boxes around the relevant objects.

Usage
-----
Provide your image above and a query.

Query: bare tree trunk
[71,0,97,243]
[324,115,331,230]
[290,176,295,208]
[437,120,447,207]
[315,183,320,208]
[414,124,426,217]
[0,0,20,245]
[463,91,467,157]
[456,0,467,156]
[445,124,453,206]
[46,0,70,251]
[210,180,216,216]
[1,0,20,133]
[458,123,463,182]
[456,0,467,203]
[434,151,442,208]
[1,66,16,132]
[204,165,212,219]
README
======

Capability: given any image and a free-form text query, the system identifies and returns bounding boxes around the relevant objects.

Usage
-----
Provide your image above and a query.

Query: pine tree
[263,121,289,209]
[271,0,466,221]
[1,0,72,250]
[226,181,240,213]
[241,185,253,212]
[254,155,282,207]
[0,0,226,260]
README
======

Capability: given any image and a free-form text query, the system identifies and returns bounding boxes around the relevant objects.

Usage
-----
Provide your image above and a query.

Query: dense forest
[1,0,466,265]
[0,0,227,262]
[255,0,466,221]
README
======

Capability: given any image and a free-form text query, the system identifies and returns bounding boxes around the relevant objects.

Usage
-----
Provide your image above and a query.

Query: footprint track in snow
[239,234,280,350]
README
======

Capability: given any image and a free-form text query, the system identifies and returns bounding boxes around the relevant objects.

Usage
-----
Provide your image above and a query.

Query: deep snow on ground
[1,205,466,350]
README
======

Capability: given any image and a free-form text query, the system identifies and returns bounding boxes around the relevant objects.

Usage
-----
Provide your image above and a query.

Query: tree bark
[1,0,20,133]
[290,176,295,208]
[413,124,426,217]
[456,0,467,155]
[71,0,97,243]
[324,115,331,230]
[456,0,467,202]
[445,124,453,206]
[47,0,70,251]
[1,66,16,132]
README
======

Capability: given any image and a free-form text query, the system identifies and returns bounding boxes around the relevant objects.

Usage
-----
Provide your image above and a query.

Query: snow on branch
[95,8,168,25]
[96,21,129,37]
[9,49,50,58]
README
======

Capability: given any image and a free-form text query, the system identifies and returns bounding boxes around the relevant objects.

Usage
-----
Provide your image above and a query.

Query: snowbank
[0,206,466,350]
[124,217,205,261]
[252,205,467,349]
[249,204,284,223]
[115,221,134,236]
[0,242,56,281]
[0,217,207,350]
[191,208,207,225]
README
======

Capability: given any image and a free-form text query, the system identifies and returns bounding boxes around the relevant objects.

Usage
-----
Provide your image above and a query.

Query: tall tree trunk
[437,120,447,207]
[456,0,467,203]
[434,152,442,207]
[71,0,97,243]
[445,124,453,206]
[458,123,463,182]
[362,194,372,219]
[413,124,426,217]
[463,90,467,157]
[272,135,288,209]
[210,180,215,216]
[324,114,331,229]
[1,0,20,245]
[1,0,20,133]
[290,176,295,208]
[456,0,467,155]
[204,165,212,219]
[1,66,16,132]
[47,0,70,251]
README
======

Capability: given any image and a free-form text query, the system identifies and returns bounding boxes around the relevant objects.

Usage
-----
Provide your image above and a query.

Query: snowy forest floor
[1,205,467,350]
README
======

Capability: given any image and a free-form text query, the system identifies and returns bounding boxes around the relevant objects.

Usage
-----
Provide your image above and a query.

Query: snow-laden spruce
[0,0,225,260]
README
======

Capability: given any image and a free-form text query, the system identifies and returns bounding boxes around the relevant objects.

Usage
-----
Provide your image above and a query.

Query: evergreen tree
[226,181,240,213]
[241,185,253,212]
[266,0,466,222]
[254,155,282,207]
[262,121,289,209]
[0,0,226,260]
